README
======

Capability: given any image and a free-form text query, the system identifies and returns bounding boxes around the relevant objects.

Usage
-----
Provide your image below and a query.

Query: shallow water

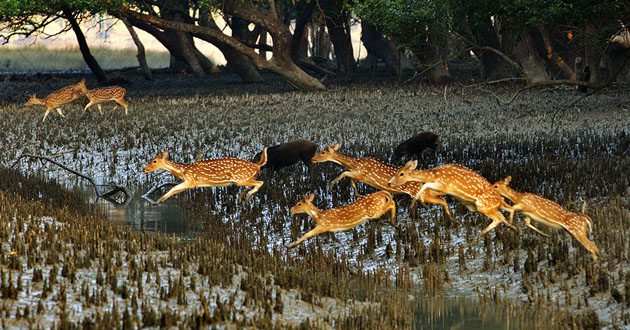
[95,192,189,234]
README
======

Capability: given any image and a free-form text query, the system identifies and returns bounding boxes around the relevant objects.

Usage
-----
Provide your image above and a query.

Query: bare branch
[11,154,131,205]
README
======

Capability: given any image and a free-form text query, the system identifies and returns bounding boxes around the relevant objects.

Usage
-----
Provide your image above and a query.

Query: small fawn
[388,160,516,239]
[493,176,599,261]
[25,79,86,122]
[78,84,129,115]
[287,191,397,248]
[143,148,267,204]
[312,143,452,217]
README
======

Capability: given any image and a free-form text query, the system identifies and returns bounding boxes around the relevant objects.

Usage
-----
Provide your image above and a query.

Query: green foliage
[353,0,449,52]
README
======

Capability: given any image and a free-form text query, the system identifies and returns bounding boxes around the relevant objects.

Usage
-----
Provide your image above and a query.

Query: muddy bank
[1,73,629,328]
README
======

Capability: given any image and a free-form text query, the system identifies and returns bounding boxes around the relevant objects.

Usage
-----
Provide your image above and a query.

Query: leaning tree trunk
[514,29,549,83]
[62,8,108,83]
[319,0,355,81]
[121,17,153,80]
[121,3,325,90]
[199,10,263,82]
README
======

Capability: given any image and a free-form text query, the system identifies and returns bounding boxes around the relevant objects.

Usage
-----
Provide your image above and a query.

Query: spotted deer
[143,148,267,204]
[287,191,397,248]
[25,79,86,122]
[493,176,599,261]
[311,143,452,217]
[388,161,516,239]
[78,84,129,115]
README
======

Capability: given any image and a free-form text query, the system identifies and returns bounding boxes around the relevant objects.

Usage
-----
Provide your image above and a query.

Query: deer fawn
[493,176,599,261]
[287,191,397,248]
[78,84,129,115]
[25,79,86,122]
[143,148,267,204]
[388,160,516,239]
[311,143,452,217]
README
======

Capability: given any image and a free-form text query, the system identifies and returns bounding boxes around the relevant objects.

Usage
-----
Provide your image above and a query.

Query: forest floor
[0,71,629,328]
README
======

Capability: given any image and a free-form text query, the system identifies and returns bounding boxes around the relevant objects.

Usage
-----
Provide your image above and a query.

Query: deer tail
[255,147,268,167]
[582,214,594,234]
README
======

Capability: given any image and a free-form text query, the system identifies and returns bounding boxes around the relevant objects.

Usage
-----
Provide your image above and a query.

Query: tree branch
[11,154,131,205]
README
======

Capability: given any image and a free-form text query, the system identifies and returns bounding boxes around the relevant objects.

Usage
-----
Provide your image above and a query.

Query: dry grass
[0,45,170,72]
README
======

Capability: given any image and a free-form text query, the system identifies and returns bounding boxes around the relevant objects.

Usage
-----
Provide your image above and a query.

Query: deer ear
[404,160,417,170]
[504,176,512,185]
[332,142,340,150]
[306,193,315,202]
[160,151,169,159]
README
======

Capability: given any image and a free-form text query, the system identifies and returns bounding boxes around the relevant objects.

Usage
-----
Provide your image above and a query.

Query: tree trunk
[538,25,575,80]
[291,0,316,62]
[319,0,355,81]
[176,29,205,77]
[470,16,513,79]
[426,46,450,83]
[199,10,262,82]
[63,8,108,83]
[514,29,549,83]
[361,20,397,76]
[121,4,324,90]
[121,17,153,80]
[584,24,603,82]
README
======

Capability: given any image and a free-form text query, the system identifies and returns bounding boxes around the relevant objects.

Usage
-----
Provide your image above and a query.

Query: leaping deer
[389,160,516,239]
[311,142,452,218]
[143,148,267,205]
[287,191,397,248]
[493,176,599,261]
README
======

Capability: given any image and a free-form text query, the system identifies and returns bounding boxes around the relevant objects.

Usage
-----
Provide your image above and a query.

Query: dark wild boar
[394,132,438,160]
[253,139,318,170]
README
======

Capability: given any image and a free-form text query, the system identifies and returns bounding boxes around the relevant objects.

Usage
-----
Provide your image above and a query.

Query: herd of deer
[25,79,128,122]
[141,138,599,261]
[23,81,598,260]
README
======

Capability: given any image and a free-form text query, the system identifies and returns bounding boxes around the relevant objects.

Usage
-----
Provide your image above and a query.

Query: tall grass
[0,45,170,72]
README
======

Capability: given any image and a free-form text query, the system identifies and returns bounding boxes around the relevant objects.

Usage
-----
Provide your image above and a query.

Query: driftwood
[10,153,131,205]
[141,182,178,204]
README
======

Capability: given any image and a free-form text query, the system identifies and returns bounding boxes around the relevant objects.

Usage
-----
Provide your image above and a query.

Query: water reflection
[415,295,533,330]
[95,193,189,234]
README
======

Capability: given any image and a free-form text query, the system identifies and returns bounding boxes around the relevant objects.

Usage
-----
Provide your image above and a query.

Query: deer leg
[83,101,94,114]
[329,171,356,193]
[42,107,53,122]
[97,104,103,115]
[478,209,514,240]
[566,224,600,261]
[524,216,549,237]
[349,179,363,198]
[154,181,194,205]
[55,108,65,118]
[287,226,328,248]
[116,98,129,115]
[241,180,264,203]
[422,190,456,223]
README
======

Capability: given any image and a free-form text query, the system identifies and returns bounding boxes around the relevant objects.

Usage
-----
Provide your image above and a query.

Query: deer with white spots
[388,161,516,239]
[77,84,129,115]
[311,142,452,217]
[25,79,86,122]
[287,191,397,248]
[493,176,599,261]
[143,148,267,205]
